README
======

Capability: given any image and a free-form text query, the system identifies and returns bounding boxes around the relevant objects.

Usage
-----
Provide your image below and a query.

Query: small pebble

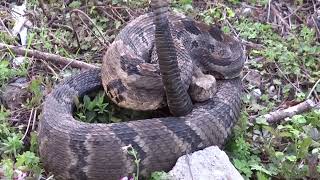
[251,88,262,98]
[242,7,253,17]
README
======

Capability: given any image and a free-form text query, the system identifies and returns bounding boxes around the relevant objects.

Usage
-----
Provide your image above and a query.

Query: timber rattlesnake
[102,2,244,115]
[38,0,245,179]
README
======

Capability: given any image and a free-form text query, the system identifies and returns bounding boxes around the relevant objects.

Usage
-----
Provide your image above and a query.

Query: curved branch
[0,43,99,69]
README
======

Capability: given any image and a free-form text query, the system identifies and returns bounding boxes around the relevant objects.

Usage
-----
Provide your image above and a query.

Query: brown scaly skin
[101,11,244,112]
[152,1,193,116]
[38,69,242,180]
[38,0,245,179]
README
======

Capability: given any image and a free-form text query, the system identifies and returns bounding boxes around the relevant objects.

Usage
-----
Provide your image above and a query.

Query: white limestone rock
[168,146,243,180]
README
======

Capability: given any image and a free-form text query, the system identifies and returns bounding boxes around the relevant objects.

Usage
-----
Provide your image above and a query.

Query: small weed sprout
[122,144,141,180]
[128,146,141,180]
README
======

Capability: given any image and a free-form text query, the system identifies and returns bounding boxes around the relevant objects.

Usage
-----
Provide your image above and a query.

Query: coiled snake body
[38,1,245,179]
[102,10,244,114]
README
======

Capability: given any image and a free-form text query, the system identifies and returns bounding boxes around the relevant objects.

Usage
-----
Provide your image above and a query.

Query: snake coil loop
[38,1,244,179]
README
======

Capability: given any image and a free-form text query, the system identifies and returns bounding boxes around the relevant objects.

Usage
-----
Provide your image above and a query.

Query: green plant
[227,0,241,5]
[75,92,115,123]
[29,132,38,153]
[247,0,269,6]
[228,108,320,179]
[150,171,171,180]
[120,145,141,180]
[1,1,319,179]
[0,106,11,140]
[128,146,141,180]
[0,61,22,86]
[0,105,42,179]
[237,20,319,79]
[260,112,320,179]
[25,78,44,108]
[172,0,193,14]
[1,133,23,158]
[75,90,155,124]
[1,158,14,179]
[236,17,319,102]
[112,0,148,8]
[199,4,235,24]
[39,28,53,52]
[227,112,265,178]
[0,32,28,86]
[0,150,42,179]
[16,151,42,175]
[0,31,17,45]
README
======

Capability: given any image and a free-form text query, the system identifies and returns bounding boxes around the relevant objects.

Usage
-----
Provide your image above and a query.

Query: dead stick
[270,4,290,30]
[260,99,316,123]
[0,43,99,69]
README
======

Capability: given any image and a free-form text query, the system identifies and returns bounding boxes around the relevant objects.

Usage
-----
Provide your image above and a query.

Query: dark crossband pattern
[38,69,242,179]
[105,79,126,104]
[39,0,245,179]
[101,9,244,112]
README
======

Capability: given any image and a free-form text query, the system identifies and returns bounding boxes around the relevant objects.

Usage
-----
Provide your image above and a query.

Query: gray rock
[169,146,243,180]
[251,88,262,99]
[241,7,253,17]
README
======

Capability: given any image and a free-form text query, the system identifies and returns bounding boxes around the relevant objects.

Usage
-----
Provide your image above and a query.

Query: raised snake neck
[152,1,194,116]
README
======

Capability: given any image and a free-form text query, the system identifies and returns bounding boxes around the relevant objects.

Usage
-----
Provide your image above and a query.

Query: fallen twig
[31,108,37,131]
[0,43,99,69]
[275,63,302,93]
[312,16,320,39]
[38,0,51,21]
[40,59,60,80]
[270,4,291,30]
[70,9,109,46]
[267,0,272,22]
[259,99,317,123]
[21,108,33,141]
[0,17,13,37]
[307,79,320,100]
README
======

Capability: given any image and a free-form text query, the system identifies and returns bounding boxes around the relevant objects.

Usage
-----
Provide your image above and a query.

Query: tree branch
[260,99,317,123]
[0,43,99,69]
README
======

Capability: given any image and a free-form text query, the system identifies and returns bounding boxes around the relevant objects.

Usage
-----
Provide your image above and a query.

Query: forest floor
[0,0,320,179]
